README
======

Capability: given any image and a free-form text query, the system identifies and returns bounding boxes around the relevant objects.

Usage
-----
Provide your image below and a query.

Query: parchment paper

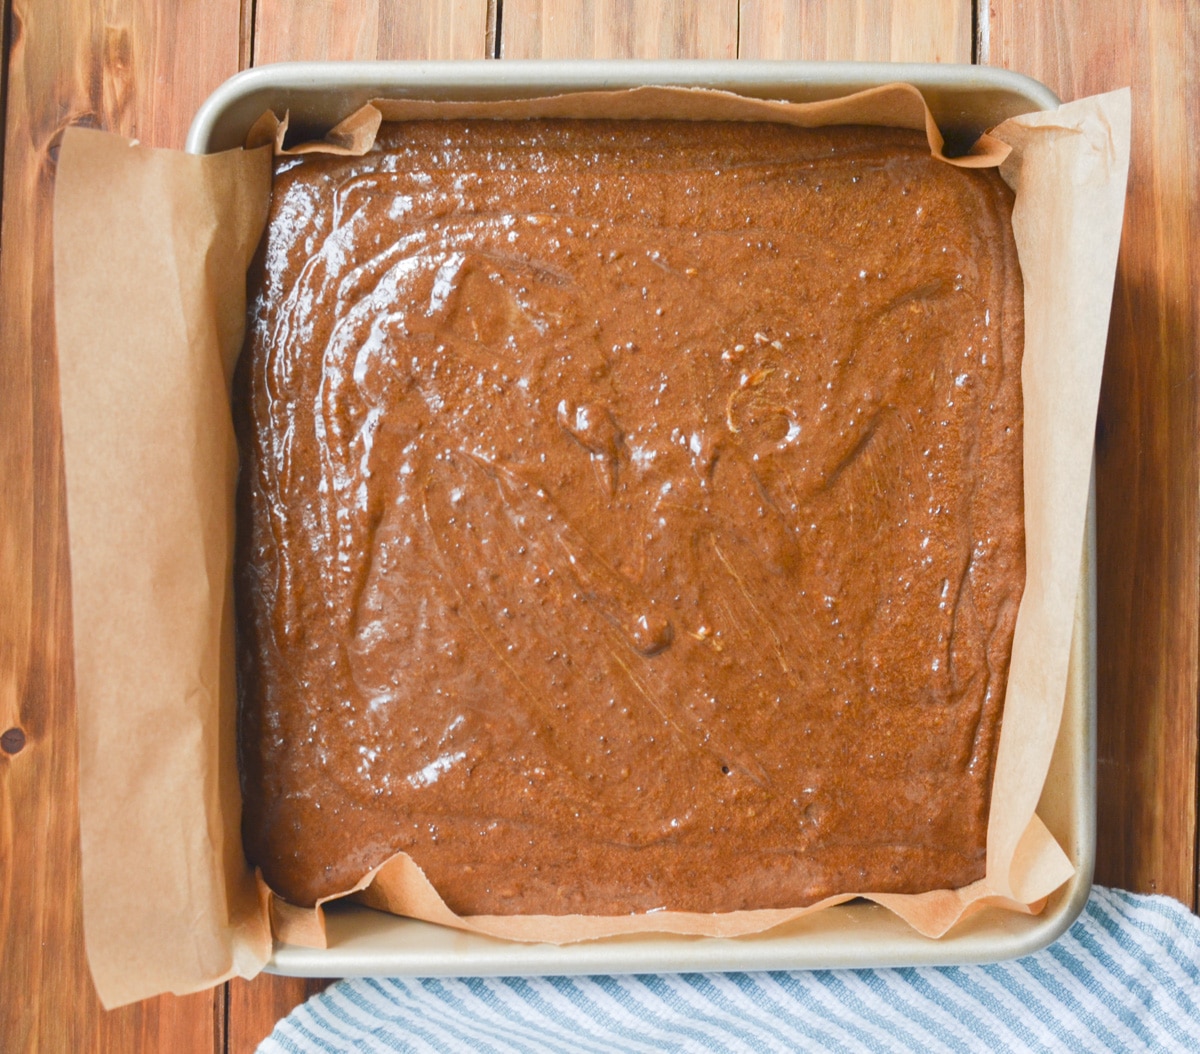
[54,83,1130,1008]
[54,130,275,1008]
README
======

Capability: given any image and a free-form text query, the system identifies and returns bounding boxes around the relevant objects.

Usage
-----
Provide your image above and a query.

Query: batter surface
[235,120,1025,913]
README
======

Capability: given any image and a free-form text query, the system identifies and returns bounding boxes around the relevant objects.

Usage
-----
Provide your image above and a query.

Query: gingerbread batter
[235,120,1024,913]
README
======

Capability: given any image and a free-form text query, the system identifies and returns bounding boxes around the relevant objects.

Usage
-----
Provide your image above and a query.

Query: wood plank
[1,1,7,226]
[254,0,490,64]
[988,0,1200,908]
[0,1,240,1050]
[227,977,335,1054]
[501,0,738,59]
[228,2,494,1049]
[737,0,972,62]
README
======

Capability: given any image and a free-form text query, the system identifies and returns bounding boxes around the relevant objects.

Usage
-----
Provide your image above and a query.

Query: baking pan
[187,60,1092,976]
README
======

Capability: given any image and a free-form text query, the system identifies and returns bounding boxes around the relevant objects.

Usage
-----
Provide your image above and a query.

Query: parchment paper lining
[53,83,1130,1008]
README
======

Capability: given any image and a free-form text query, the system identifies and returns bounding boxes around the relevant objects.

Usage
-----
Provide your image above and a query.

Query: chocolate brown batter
[235,120,1024,914]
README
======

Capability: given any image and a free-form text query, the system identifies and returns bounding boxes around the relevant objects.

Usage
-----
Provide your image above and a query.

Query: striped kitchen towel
[259,887,1200,1053]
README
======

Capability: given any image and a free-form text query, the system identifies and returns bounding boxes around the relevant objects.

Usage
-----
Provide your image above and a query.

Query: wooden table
[1,1,1194,1049]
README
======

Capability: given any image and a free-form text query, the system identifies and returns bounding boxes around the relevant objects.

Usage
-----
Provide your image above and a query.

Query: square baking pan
[187,60,1093,977]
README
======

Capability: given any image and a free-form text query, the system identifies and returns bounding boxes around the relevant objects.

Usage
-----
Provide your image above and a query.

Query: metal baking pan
[187,60,1092,976]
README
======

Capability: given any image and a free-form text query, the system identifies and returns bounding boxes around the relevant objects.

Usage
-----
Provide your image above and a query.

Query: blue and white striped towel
[260,887,1200,1053]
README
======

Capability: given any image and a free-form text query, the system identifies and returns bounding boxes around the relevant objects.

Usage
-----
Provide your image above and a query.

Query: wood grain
[988,0,1200,908]
[0,1,240,1050]
[501,0,738,59]
[737,0,972,62]
[254,0,490,64]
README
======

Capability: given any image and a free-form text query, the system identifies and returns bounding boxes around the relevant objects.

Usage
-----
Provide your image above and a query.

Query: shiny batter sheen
[235,120,1025,913]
